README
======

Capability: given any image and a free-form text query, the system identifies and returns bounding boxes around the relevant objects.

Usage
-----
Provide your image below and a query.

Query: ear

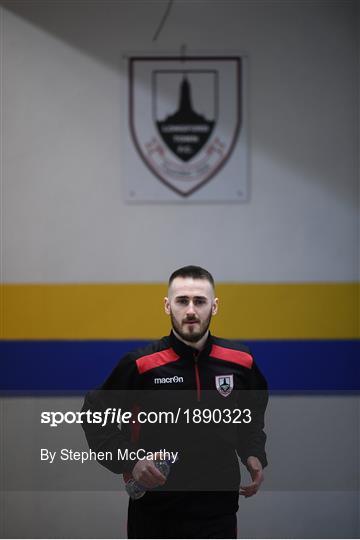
[212,297,218,316]
[164,297,171,315]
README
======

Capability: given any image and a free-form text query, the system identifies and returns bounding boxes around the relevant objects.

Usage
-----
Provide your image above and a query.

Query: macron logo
[154,376,184,384]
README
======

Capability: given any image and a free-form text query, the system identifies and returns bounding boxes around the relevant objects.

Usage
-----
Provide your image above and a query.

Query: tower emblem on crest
[156,76,215,162]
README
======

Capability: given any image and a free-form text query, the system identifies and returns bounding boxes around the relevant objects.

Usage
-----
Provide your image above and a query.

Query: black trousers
[127,504,237,539]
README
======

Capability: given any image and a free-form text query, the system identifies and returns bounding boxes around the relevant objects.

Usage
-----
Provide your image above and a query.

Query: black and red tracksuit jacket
[82,331,268,517]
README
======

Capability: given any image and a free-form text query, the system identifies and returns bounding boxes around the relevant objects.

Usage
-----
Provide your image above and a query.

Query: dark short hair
[168,265,215,289]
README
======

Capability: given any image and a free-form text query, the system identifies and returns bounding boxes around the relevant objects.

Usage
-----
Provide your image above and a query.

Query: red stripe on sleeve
[210,344,253,369]
[136,348,180,374]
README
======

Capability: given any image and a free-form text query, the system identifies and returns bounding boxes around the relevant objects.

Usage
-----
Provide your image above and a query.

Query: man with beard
[81,265,268,539]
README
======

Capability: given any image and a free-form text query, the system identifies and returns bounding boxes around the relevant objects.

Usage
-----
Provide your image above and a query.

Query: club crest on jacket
[215,374,234,397]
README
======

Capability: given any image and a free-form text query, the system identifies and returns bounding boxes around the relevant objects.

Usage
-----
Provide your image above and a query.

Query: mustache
[183,317,200,323]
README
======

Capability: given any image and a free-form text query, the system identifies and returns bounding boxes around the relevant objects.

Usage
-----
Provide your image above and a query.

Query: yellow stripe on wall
[0,283,358,340]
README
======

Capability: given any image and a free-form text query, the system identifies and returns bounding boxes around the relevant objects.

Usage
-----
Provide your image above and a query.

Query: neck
[173,329,209,351]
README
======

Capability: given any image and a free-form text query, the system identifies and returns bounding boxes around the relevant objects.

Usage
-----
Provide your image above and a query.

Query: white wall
[1,0,358,284]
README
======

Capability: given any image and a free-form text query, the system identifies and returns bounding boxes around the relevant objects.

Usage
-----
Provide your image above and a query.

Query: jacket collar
[169,329,213,357]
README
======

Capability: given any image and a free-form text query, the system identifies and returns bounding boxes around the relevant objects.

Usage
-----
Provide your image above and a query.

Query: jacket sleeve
[80,354,141,474]
[236,359,268,468]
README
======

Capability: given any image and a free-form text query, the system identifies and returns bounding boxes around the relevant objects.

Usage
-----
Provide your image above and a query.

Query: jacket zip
[193,353,201,402]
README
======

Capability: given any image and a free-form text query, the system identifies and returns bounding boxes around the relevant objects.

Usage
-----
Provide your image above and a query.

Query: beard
[170,309,213,343]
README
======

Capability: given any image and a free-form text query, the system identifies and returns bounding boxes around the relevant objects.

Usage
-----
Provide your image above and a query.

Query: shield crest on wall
[129,56,241,197]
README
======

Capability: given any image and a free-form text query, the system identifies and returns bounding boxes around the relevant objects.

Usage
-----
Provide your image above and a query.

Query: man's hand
[132,453,167,489]
[239,456,264,498]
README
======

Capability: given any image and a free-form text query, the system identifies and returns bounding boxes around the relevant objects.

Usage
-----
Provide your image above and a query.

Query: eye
[194,298,206,306]
[176,298,188,305]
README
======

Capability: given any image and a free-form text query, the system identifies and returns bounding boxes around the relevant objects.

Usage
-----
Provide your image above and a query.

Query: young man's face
[164,277,218,343]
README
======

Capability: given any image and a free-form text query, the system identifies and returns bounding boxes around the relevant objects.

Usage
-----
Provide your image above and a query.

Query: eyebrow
[175,295,208,300]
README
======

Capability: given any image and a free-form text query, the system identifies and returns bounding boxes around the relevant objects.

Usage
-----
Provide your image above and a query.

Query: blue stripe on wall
[0,340,359,393]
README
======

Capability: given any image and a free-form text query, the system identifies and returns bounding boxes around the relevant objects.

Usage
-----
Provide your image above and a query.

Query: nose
[186,302,196,317]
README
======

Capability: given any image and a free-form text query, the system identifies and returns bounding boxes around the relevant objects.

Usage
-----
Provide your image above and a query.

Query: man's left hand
[239,456,264,498]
